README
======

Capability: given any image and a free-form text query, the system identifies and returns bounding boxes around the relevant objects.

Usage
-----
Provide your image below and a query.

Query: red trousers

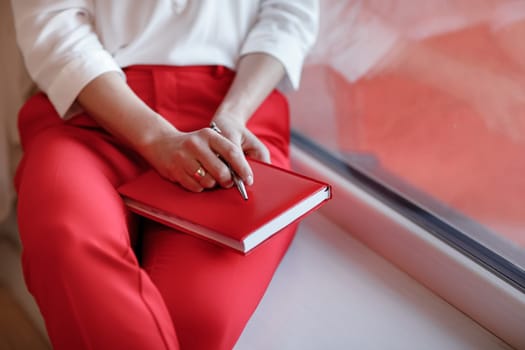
[15,65,296,350]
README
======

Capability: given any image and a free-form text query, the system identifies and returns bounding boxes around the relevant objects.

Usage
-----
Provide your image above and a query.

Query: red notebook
[117,159,332,253]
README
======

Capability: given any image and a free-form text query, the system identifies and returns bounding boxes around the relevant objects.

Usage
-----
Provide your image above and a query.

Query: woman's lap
[15,65,294,349]
[16,65,294,349]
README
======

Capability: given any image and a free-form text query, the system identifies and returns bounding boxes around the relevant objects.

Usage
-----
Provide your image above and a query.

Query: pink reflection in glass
[293,0,525,248]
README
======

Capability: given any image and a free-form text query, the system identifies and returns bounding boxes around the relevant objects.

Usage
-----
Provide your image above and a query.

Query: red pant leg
[139,65,295,349]
[15,95,179,350]
[142,223,296,350]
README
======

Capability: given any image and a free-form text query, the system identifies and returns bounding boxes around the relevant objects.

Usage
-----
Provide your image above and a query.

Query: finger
[178,174,204,193]
[198,172,218,189]
[190,131,235,187]
[190,162,217,189]
[174,162,204,193]
[208,132,253,186]
[183,156,222,189]
[174,129,232,187]
[197,153,234,188]
[171,159,208,193]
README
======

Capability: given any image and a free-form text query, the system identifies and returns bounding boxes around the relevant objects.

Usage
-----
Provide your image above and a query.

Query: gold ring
[193,166,206,180]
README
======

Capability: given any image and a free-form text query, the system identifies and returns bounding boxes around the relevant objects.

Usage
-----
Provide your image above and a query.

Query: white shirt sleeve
[240,0,320,91]
[10,1,123,118]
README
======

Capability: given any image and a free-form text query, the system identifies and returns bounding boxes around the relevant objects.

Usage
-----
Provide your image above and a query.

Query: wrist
[132,113,181,151]
[211,111,248,130]
[214,103,251,125]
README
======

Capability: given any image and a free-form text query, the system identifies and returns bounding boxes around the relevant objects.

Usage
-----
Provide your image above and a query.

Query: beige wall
[0,0,33,222]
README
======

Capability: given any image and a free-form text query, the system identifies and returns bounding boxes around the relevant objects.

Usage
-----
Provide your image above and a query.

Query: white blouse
[10,0,319,117]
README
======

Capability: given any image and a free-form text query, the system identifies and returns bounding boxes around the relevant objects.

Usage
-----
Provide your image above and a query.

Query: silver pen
[209,122,249,200]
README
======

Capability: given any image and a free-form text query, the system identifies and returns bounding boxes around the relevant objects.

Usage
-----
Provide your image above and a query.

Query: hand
[140,126,255,193]
[74,70,274,193]
[210,114,271,163]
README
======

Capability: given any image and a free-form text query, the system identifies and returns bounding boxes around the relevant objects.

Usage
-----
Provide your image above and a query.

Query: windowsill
[236,211,511,349]
[235,146,525,349]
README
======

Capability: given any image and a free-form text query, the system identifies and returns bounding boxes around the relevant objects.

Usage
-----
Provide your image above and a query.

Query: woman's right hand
[75,72,254,193]
[139,126,254,193]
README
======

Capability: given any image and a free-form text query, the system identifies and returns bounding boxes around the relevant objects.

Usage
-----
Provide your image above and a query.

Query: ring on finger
[193,165,206,181]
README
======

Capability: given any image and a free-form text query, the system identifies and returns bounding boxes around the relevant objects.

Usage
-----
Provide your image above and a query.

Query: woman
[10,1,319,349]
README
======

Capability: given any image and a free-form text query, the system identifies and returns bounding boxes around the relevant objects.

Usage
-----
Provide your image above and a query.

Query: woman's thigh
[15,103,146,287]
[141,221,297,350]
[17,120,142,247]
[14,113,177,347]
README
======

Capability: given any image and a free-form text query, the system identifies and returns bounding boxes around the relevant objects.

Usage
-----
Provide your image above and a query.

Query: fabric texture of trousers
[14,65,297,350]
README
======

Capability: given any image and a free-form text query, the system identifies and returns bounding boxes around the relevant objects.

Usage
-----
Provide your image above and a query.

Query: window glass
[290,0,525,285]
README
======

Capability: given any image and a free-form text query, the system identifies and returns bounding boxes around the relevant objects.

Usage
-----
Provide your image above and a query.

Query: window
[288,1,525,347]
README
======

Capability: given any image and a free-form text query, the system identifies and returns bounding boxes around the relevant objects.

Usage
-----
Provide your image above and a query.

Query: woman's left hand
[210,114,271,164]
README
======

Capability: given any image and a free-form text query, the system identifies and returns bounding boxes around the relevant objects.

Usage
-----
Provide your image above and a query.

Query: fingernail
[246,175,253,186]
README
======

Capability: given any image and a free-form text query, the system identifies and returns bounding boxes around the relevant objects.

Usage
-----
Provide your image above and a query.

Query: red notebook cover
[117,159,332,253]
